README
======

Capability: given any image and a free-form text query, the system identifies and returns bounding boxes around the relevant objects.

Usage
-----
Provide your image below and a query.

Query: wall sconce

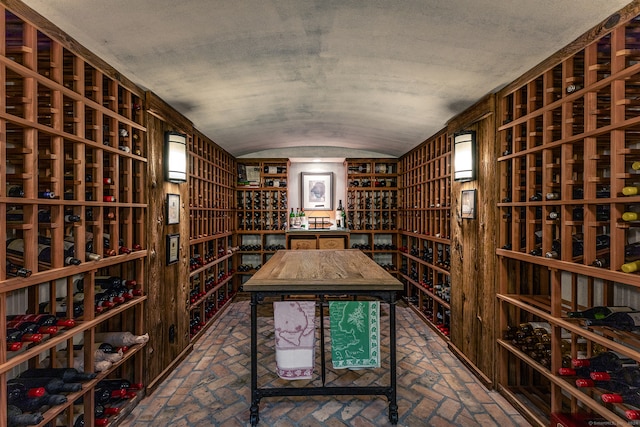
[453,130,476,181]
[165,131,188,183]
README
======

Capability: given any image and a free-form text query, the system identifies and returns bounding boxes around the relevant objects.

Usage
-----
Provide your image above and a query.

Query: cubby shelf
[0,6,147,427]
[399,131,452,340]
[187,132,236,343]
[497,13,640,427]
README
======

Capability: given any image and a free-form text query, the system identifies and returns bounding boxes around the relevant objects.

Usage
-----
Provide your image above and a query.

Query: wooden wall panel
[448,94,498,385]
[144,92,193,391]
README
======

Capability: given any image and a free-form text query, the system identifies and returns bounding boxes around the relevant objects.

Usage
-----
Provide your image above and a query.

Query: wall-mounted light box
[453,131,476,182]
[165,131,188,183]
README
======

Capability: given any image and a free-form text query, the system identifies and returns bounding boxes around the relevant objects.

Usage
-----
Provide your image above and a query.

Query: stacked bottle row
[398,234,451,339]
[496,14,640,421]
[236,189,289,231]
[349,233,398,272]
[399,131,451,236]
[345,159,399,232]
[188,131,235,239]
[1,6,148,427]
[235,234,287,277]
[188,132,237,343]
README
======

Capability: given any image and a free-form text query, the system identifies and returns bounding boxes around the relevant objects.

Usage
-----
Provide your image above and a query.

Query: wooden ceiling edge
[1,0,145,97]
[498,0,640,96]
[145,91,193,134]
[446,94,496,134]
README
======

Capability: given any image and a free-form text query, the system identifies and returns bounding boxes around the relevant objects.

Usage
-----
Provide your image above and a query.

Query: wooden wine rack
[398,131,452,340]
[0,5,147,427]
[234,159,289,284]
[497,10,640,426]
[187,131,236,342]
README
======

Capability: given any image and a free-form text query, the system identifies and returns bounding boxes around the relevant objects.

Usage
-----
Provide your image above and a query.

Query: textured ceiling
[21,0,633,157]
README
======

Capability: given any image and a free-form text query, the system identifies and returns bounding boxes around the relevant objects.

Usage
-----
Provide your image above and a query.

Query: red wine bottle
[590,366,640,388]
[585,311,640,331]
[8,376,82,393]
[7,404,44,427]
[601,388,640,406]
[575,377,631,393]
[19,367,97,382]
[572,351,638,371]
[7,320,57,335]
[6,327,43,344]
[7,384,67,412]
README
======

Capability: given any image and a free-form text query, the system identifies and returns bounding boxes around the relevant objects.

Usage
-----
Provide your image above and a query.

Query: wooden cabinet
[1,6,147,426]
[187,131,236,341]
[496,11,640,426]
[399,131,452,340]
[286,231,349,250]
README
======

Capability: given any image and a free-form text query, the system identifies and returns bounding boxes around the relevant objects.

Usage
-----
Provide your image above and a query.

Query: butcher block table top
[243,249,403,292]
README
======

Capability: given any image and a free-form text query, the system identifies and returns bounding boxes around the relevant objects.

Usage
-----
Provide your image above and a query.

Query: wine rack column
[345,158,399,274]
[398,132,452,340]
[497,10,640,426]
[234,159,289,287]
[1,5,148,427]
[187,131,236,341]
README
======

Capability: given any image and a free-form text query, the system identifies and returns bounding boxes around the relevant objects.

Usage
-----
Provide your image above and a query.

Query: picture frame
[461,189,476,219]
[301,172,333,211]
[166,233,180,265]
[167,193,180,225]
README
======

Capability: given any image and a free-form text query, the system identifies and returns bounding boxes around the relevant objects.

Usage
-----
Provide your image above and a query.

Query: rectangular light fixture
[453,131,476,181]
[165,131,188,183]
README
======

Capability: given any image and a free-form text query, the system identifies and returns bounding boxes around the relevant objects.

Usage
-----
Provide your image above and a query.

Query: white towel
[273,301,316,380]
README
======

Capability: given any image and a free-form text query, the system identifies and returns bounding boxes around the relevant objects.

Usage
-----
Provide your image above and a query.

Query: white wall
[289,161,346,220]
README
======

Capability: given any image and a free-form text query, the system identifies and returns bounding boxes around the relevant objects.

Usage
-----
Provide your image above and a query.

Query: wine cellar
[3,1,640,426]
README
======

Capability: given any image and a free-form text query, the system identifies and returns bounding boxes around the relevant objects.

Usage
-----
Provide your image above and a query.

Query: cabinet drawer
[318,237,345,249]
[291,239,316,250]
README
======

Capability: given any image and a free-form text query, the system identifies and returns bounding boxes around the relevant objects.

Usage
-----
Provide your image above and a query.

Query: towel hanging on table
[329,301,380,369]
[273,301,316,380]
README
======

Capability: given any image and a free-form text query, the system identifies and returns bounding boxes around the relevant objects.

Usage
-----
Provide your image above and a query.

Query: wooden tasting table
[243,249,403,426]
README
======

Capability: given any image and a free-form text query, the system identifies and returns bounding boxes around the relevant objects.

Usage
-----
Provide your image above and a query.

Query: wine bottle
[529,192,543,201]
[601,388,640,406]
[545,192,560,200]
[19,367,97,382]
[7,319,58,335]
[572,351,638,371]
[567,304,636,320]
[38,189,55,199]
[38,298,84,318]
[7,184,24,197]
[103,195,116,202]
[8,376,82,394]
[94,331,149,347]
[622,211,640,221]
[7,383,67,412]
[8,313,75,329]
[622,186,640,196]
[97,378,143,392]
[7,238,82,266]
[590,366,640,388]
[71,413,109,427]
[7,404,44,427]
[575,377,630,393]
[6,260,31,278]
[584,311,640,331]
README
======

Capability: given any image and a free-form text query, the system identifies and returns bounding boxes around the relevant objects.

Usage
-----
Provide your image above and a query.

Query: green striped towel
[329,301,380,369]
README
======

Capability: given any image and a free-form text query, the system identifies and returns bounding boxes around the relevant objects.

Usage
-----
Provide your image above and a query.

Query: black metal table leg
[388,293,399,424]
[249,293,260,426]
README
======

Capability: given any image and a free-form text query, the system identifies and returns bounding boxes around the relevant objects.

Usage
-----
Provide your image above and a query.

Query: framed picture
[167,193,180,225]
[166,233,180,265]
[301,172,333,211]
[461,189,476,219]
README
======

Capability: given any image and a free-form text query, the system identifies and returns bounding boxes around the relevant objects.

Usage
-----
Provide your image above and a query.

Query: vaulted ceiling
[21,0,633,158]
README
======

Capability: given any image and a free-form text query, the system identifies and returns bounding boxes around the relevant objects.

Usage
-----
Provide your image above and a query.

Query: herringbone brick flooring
[121,298,530,426]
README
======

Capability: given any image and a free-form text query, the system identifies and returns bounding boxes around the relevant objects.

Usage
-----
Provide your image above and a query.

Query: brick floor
[121,299,530,427]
